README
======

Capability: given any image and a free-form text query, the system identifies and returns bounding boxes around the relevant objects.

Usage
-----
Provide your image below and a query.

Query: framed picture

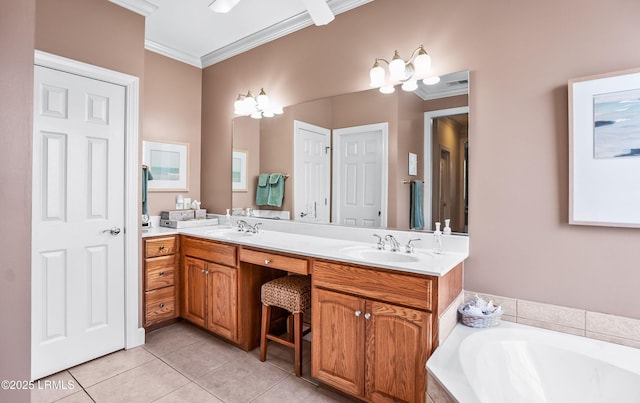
[142,140,189,191]
[232,149,248,192]
[569,67,640,228]
[408,152,418,176]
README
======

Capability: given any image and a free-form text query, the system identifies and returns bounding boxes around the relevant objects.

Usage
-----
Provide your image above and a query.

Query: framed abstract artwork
[143,140,189,191]
[569,68,640,227]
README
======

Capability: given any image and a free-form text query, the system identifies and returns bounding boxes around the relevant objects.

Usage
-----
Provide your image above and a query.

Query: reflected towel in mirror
[410,180,424,229]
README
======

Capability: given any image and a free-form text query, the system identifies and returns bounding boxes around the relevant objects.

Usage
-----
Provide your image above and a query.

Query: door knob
[102,227,121,235]
[299,212,308,217]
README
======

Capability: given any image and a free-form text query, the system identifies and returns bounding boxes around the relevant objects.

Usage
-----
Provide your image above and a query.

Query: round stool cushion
[261,275,311,313]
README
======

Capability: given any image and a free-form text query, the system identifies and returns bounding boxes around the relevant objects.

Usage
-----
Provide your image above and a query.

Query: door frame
[293,120,331,223]
[34,50,144,349]
[423,107,468,231]
[332,122,388,228]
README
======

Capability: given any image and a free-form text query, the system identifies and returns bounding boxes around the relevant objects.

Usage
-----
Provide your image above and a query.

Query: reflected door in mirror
[294,121,330,223]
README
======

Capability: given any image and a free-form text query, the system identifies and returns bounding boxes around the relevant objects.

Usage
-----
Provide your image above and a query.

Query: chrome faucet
[373,234,385,250]
[405,238,421,254]
[384,234,401,252]
[237,220,262,233]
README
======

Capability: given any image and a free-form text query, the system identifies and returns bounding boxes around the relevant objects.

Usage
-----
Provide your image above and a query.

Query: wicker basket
[458,302,502,328]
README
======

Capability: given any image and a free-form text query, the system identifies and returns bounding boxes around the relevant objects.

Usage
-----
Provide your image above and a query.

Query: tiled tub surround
[464,291,640,349]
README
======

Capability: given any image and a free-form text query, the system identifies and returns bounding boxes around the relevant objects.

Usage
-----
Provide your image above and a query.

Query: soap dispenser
[433,222,443,254]
[224,209,232,228]
[443,219,452,235]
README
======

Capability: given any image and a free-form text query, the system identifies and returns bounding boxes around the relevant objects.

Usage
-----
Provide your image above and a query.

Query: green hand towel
[267,173,284,207]
[256,173,270,206]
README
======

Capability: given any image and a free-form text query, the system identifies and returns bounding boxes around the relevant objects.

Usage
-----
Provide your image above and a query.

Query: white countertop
[143,220,468,277]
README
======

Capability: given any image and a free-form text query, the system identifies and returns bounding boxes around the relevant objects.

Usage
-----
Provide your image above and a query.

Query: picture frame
[568,67,640,228]
[142,140,189,191]
[232,149,248,192]
[408,152,418,176]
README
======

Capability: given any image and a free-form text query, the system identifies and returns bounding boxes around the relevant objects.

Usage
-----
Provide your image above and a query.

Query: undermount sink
[339,245,434,263]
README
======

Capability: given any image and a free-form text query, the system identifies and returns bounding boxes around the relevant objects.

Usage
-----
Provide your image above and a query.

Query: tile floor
[31,322,358,403]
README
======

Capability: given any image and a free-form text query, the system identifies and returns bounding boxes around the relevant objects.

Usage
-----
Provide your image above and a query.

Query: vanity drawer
[145,286,176,324]
[145,236,177,258]
[182,236,237,267]
[313,260,432,311]
[145,255,175,291]
[240,248,309,275]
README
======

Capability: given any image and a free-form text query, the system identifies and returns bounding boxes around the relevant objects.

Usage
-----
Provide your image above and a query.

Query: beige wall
[144,50,202,214]
[0,2,36,401]
[204,0,640,319]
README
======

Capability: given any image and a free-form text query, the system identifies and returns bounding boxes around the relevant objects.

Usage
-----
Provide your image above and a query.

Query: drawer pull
[159,245,165,250]
[355,310,362,317]
[158,271,165,276]
[264,259,271,265]
[159,303,165,308]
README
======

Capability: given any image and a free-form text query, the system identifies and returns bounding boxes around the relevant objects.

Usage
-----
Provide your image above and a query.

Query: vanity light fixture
[233,89,284,119]
[369,45,441,94]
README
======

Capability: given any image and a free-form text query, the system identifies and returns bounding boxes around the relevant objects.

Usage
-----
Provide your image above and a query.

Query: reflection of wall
[232,118,260,209]
[237,89,424,228]
[204,0,640,322]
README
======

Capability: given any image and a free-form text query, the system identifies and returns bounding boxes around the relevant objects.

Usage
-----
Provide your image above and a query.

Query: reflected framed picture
[232,149,248,192]
[569,67,640,228]
[142,140,189,191]
[408,152,418,176]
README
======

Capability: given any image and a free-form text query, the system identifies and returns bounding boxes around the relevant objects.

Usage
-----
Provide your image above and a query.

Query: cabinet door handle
[364,313,371,320]
[158,271,165,276]
[159,303,165,308]
[205,270,209,275]
[355,310,362,317]
[201,269,205,273]
[264,259,271,265]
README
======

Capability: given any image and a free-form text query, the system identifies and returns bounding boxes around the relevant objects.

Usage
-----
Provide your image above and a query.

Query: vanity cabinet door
[312,288,366,397]
[365,300,431,403]
[182,257,207,327]
[206,262,238,341]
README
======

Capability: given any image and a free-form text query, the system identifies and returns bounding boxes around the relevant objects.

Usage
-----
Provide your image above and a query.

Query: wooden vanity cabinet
[312,260,436,403]
[181,236,238,342]
[143,235,179,327]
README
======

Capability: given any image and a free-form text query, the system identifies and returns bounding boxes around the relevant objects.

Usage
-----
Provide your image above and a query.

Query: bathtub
[426,321,640,403]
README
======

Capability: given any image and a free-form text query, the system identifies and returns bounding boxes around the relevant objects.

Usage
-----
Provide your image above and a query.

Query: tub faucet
[384,234,401,252]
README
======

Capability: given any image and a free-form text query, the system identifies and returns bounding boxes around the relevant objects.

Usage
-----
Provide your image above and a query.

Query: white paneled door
[32,66,126,380]
[294,121,331,223]
[333,123,388,227]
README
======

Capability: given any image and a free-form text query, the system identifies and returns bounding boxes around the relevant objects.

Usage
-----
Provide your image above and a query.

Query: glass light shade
[250,111,262,119]
[256,89,268,108]
[234,98,244,115]
[243,95,256,112]
[369,63,385,87]
[379,85,395,94]
[262,109,275,118]
[413,52,431,79]
[401,80,418,92]
[422,76,441,85]
[273,106,284,115]
[389,56,406,82]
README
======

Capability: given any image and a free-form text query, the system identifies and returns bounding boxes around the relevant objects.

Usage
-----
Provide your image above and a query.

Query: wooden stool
[260,275,311,377]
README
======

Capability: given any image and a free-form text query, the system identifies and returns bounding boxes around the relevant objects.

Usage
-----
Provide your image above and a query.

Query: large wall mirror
[232,70,469,234]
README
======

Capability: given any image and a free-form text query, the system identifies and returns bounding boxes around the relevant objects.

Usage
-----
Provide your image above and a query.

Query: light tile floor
[31,322,357,403]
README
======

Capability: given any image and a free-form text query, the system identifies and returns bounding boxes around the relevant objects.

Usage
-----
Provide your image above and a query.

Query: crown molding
[145,40,203,68]
[201,0,372,68]
[108,0,158,16]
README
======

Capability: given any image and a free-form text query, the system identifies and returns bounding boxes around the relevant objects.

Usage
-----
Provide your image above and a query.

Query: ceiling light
[369,45,439,94]
[209,0,240,13]
[234,89,283,119]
